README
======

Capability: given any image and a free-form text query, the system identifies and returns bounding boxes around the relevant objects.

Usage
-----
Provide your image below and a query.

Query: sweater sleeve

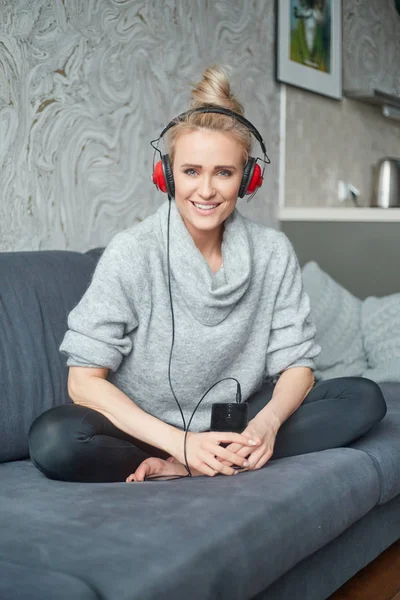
[265,234,321,377]
[59,233,139,372]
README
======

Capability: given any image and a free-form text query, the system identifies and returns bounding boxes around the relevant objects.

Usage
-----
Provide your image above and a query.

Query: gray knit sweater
[60,199,320,432]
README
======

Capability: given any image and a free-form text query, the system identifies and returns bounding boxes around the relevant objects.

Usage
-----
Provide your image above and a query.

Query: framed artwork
[277,0,342,100]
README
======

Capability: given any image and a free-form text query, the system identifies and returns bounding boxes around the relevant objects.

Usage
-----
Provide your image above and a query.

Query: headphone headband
[158,105,267,156]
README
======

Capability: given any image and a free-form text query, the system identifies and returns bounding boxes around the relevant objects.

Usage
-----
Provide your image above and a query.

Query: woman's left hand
[221,412,280,472]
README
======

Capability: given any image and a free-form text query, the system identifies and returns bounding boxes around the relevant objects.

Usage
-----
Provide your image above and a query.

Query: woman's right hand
[174,431,260,477]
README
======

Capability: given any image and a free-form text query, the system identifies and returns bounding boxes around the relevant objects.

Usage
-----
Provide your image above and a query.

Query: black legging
[28,376,387,483]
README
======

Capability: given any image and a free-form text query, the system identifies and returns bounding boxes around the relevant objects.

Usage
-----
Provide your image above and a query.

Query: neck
[183,219,224,261]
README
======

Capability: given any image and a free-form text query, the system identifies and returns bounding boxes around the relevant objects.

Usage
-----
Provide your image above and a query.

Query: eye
[183,168,197,176]
[218,170,233,177]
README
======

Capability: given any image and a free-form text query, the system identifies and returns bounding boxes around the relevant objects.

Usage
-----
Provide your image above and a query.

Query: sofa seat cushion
[350,383,400,505]
[0,559,98,600]
[0,449,379,600]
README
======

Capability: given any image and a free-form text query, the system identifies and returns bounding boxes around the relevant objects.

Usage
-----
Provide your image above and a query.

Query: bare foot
[126,456,203,482]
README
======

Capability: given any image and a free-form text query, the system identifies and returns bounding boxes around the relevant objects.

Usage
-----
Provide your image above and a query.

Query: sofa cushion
[0,449,379,600]
[0,251,98,463]
[361,294,400,383]
[350,383,400,505]
[301,261,368,381]
[0,559,98,600]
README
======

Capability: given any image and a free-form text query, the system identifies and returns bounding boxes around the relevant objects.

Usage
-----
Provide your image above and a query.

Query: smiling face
[171,129,245,241]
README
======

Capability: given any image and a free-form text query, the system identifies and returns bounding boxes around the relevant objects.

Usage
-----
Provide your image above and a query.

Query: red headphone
[151,106,269,199]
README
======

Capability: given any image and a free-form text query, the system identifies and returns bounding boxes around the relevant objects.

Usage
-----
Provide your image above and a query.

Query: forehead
[173,129,243,164]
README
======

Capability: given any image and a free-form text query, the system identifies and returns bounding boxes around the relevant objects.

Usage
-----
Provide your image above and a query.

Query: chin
[187,215,223,230]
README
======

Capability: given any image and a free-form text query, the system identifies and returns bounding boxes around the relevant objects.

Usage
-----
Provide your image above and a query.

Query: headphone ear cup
[239,158,263,197]
[152,160,168,193]
[246,162,263,195]
[152,155,175,196]
[162,155,175,197]
[238,158,256,198]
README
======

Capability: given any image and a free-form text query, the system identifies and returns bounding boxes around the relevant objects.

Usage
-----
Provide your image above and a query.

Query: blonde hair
[168,65,252,164]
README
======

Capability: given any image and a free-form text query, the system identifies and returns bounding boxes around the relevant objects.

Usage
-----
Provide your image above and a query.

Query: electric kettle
[371,157,400,208]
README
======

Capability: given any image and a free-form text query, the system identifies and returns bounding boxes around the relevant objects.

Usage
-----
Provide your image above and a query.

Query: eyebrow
[180,163,237,170]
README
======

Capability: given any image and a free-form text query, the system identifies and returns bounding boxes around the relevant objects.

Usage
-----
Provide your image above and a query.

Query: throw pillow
[361,294,400,382]
[302,261,368,380]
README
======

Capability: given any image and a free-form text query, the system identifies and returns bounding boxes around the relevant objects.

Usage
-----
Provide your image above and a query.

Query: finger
[251,453,271,471]
[216,442,243,463]
[217,444,254,466]
[208,442,244,465]
[241,430,262,444]
[133,467,145,482]
[249,448,273,470]
[134,461,153,482]
[232,466,249,474]
[223,442,243,455]
[220,445,254,464]
[205,454,236,476]
[246,447,265,469]
[126,473,135,483]
[212,432,260,447]
[236,445,254,458]
[253,455,270,471]
[197,462,218,477]
[212,445,250,469]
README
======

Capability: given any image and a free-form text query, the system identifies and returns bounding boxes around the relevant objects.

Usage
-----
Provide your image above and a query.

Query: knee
[348,377,387,424]
[29,404,89,481]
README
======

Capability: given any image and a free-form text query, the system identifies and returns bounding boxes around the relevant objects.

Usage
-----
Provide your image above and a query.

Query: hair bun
[166,65,252,165]
[190,65,244,115]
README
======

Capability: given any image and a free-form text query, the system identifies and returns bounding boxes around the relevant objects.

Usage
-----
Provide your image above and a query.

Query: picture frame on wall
[277,0,342,100]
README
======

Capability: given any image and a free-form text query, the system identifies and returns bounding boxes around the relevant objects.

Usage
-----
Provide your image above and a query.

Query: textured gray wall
[343,0,400,96]
[284,0,400,208]
[0,0,280,252]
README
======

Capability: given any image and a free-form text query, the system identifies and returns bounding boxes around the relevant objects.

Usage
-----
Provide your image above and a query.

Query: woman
[29,66,386,483]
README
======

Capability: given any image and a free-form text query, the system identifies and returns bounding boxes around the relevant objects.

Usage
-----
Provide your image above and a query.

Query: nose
[198,174,216,200]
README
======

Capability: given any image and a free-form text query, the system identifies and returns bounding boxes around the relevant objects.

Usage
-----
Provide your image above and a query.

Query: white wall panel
[0,0,279,252]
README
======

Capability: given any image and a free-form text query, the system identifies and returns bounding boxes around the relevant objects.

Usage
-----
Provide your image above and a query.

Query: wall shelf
[279,207,400,222]
[344,88,400,122]
[344,88,400,108]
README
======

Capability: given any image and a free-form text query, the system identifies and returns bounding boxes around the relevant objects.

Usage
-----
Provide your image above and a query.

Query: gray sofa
[1,248,400,600]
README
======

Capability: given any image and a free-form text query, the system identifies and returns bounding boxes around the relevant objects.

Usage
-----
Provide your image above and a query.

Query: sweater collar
[156,199,252,326]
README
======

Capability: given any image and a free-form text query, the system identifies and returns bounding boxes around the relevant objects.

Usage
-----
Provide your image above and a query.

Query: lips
[190,201,219,208]
[189,201,220,216]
